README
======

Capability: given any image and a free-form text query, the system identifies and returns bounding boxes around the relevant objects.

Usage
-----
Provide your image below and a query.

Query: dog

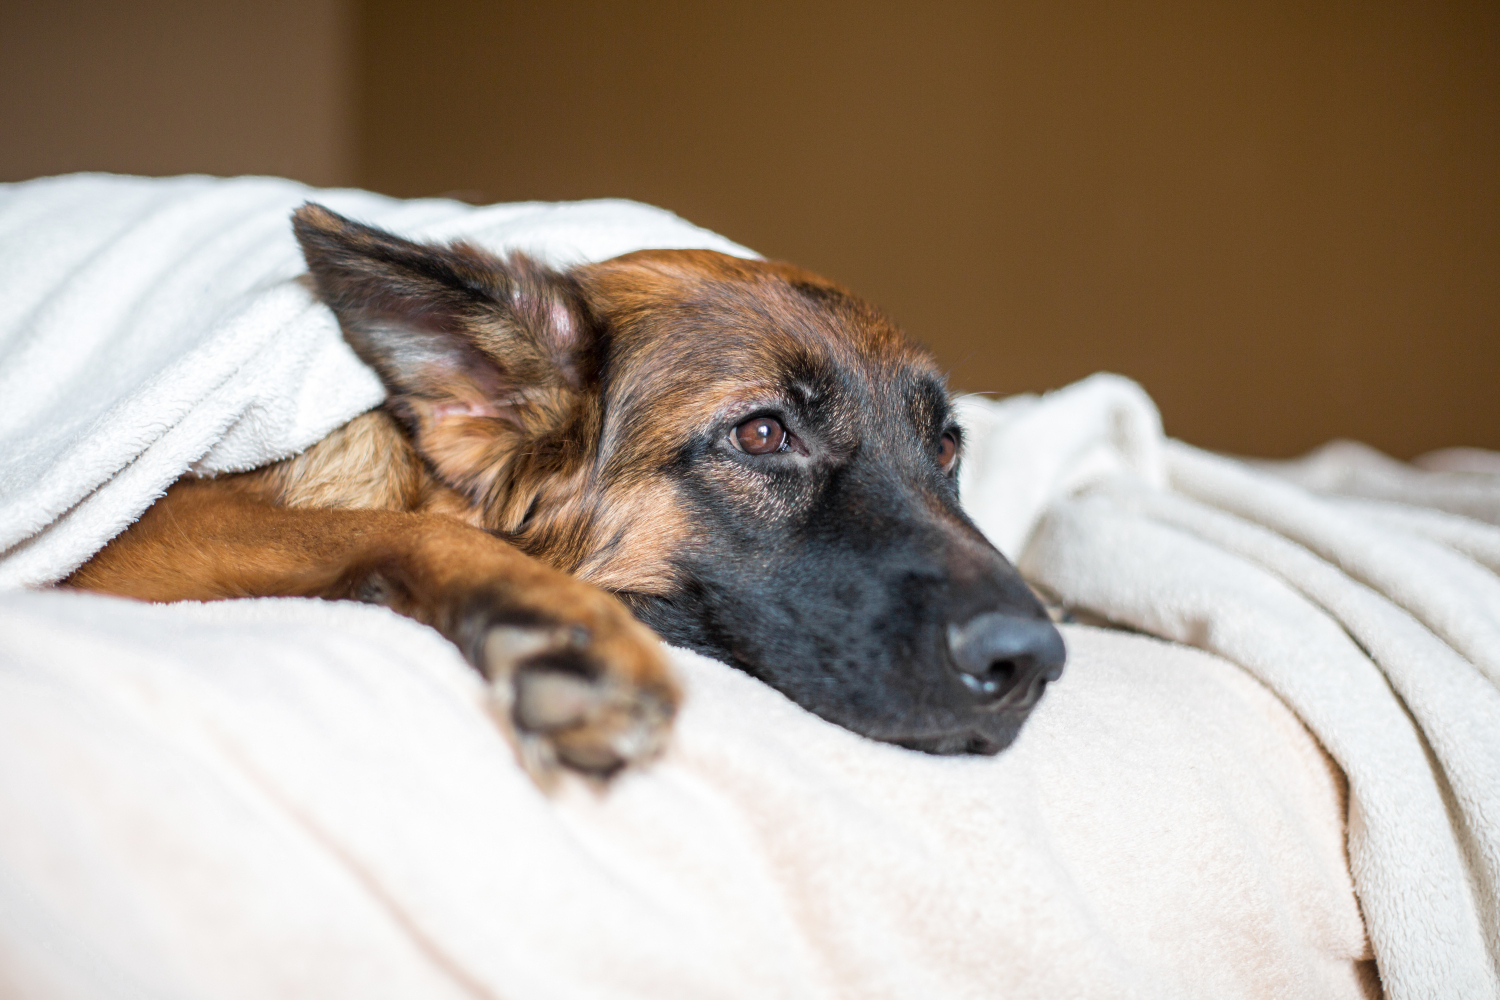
[66,203,1066,779]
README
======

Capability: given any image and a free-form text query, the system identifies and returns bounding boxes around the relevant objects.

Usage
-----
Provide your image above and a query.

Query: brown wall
[360,0,1499,458]
[0,0,355,186]
[4,2,1496,458]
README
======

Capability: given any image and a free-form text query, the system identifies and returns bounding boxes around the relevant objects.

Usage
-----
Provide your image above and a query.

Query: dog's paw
[478,609,678,784]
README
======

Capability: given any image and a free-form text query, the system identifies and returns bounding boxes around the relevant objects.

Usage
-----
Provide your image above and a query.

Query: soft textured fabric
[0,173,755,588]
[1257,439,1500,526]
[962,379,1500,998]
[0,592,1372,1000]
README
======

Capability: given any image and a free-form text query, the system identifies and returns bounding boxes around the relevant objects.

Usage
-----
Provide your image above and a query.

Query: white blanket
[2,176,1498,998]
[964,379,1500,998]
[0,595,1373,1000]
[0,174,754,588]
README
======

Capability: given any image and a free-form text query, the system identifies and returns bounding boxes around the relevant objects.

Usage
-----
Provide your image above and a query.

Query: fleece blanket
[999,394,1500,1000]
[1,175,1497,998]
[0,173,755,588]
[963,379,1500,999]
[0,591,1373,1000]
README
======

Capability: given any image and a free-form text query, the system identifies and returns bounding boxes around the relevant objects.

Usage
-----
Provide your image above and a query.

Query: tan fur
[250,410,481,524]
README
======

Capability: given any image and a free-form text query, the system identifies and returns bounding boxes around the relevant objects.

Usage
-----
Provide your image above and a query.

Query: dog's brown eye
[733,417,787,455]
[937,431,959,472]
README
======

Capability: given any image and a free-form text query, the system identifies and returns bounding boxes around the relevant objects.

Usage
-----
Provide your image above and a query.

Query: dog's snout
[946,613,1066,708]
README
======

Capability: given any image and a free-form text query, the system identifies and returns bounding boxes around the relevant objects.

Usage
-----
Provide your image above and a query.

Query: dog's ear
[292,203,597,506]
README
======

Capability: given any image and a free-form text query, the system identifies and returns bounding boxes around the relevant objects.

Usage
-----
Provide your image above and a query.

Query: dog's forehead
[582,250,944,419]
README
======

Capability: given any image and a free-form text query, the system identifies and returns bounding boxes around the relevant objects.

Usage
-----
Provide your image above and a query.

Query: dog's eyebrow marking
[790,380,819,405]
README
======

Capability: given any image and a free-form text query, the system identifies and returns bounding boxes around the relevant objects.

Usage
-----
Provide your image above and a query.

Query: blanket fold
[1014,415,1500,1000]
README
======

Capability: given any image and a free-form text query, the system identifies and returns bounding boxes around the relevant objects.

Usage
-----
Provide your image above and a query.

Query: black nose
[946,613,1066,708]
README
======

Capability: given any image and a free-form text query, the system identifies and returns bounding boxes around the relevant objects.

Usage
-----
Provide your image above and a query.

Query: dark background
[4,1,1496,458]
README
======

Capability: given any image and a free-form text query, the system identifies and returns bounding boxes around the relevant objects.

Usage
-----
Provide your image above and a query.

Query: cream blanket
[0,591,1371,1000]
[967,379,1500,999]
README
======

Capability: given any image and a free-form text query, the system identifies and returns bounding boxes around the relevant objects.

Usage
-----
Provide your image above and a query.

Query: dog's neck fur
[249,410,473,521]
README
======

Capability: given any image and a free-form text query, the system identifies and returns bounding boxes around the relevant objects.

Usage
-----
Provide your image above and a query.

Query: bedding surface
[963,381,1500,1000]
[0,592,1371,1000]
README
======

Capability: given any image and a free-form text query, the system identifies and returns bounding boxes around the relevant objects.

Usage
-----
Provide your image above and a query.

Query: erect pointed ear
[292,203,599,504]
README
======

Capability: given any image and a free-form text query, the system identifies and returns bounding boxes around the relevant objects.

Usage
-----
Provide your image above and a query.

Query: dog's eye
[937,431,959,472]
[733,417,787,455]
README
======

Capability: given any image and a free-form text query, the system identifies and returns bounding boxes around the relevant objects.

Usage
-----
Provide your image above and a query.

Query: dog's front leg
[67,477,679,780]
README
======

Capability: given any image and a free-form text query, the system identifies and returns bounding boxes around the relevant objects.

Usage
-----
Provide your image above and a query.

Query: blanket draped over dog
[0,174,756,588]
[2,175,1499,999]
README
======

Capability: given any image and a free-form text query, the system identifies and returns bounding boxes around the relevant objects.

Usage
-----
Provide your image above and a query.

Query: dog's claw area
[481,625,672,781]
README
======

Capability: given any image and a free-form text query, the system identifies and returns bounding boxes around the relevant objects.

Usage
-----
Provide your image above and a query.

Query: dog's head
[295,203,1065,754]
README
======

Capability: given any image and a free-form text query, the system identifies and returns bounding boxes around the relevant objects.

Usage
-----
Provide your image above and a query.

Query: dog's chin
[887,713,1032,756]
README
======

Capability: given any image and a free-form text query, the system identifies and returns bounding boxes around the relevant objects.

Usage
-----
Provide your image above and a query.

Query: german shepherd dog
[68,205,1066,780]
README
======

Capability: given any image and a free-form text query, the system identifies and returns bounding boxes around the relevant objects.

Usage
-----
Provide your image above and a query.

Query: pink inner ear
[510,291,576,349]
[548,301,576,347]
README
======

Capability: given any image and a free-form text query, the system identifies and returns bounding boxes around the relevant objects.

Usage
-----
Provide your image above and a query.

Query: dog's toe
[481,622,677,783]
[513,669,601,731]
